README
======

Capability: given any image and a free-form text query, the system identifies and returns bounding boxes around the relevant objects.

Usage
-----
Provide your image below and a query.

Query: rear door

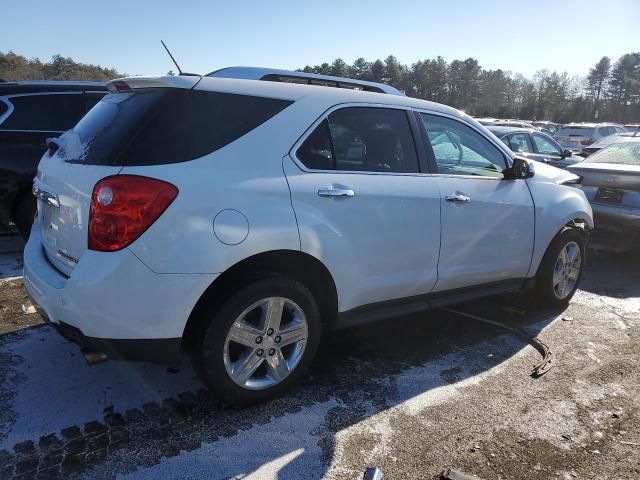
[417,112,535,292]
[284,105,441,312]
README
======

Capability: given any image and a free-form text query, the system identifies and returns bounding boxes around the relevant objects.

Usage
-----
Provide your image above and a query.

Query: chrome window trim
[0,98,13,126]
[288,102,427,177]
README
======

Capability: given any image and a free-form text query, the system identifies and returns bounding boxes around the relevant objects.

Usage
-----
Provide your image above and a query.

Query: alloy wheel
[552,241,582,300]
[223,297,308,390]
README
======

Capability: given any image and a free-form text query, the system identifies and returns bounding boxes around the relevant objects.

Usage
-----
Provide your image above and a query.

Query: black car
[0,80,107,238]
[486,126,584,169]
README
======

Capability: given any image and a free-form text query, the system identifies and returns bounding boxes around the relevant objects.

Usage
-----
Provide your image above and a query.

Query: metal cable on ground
[440,307,554,377]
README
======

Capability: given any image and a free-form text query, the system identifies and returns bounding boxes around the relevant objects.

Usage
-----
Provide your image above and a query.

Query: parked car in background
[580,131,640,157]
[568,139,640,251]
[475,117,498,126]
[624,124,640,133]
[554,123,626,151]
[492,119,539,129]
[24,72,592,405]
[487,126,584,169]
[531,121,560,135]
[0,80,107,238]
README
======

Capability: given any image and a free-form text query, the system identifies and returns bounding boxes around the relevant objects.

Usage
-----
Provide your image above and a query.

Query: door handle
[318,188,355,198]
[445,193,471,203]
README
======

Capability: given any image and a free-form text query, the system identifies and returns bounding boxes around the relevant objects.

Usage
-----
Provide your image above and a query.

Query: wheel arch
[529,212,592,278]
[181,249,338,352]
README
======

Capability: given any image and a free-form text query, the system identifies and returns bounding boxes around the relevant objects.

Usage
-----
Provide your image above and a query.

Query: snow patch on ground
[121,400,336,480]
[0,252,22,280]
[0,326,202,449]
[574,290,640,318]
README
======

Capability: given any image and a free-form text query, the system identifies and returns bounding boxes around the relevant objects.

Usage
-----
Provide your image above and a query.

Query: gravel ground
[0,249,638,479]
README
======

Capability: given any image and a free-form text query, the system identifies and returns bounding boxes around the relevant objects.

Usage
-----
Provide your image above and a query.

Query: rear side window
[297,107,419,173]
[0,100,8,118]
[69,89,292,166]
[2,93,85,131]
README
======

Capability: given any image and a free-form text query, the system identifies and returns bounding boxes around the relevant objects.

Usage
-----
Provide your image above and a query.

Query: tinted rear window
[556,127,595,137]
[2,93,85,131]
[69,88,292,166]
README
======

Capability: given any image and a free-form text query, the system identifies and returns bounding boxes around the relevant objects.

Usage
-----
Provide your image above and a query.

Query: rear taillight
[580,139,594,145]
[88,175,178,252]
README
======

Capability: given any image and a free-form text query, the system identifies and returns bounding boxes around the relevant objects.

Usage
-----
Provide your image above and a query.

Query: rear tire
[14,196,36,241]
[195,276,321,406]
[535,227,586,308]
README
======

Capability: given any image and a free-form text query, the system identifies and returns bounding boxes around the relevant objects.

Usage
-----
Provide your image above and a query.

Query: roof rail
[206,66,403,96]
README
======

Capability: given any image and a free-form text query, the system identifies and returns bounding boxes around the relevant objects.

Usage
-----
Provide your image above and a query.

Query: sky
[3,0,639,79]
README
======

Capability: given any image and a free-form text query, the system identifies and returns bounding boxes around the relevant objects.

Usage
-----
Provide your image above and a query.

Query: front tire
[535,228,586,308]
[196,277,321,406]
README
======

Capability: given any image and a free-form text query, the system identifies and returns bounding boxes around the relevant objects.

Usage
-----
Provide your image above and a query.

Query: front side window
[420,113,507,178]
[532,134,562,156]
[506,133,533,153]
[2,93,85,131]
[297,107,419,173]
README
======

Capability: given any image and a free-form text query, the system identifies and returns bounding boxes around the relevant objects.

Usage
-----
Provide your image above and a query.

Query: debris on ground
[440,468,481,480]
[21,304,36,315]
[441,307,554,377]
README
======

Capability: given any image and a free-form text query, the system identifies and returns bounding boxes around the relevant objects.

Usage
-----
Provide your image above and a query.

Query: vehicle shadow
[0,293,560,479]
[579,248,640,299]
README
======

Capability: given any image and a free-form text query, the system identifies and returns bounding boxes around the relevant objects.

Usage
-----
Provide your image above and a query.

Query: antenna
[160,41,200,76]
[161,40,183,75]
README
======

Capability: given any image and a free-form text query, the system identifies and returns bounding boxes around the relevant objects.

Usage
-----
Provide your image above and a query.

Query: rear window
[2,93,85,131]
[68,88,292,166]
[556,127,595,137]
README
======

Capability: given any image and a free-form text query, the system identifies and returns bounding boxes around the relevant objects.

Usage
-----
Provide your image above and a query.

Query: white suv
[24,73,593,405]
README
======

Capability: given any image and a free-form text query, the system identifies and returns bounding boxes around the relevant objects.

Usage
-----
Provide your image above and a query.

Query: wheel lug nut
[257,349,264,356]
[267,328,274,336]
[275,336,281,343]
[255,336,263,344]
[268,348,276,356]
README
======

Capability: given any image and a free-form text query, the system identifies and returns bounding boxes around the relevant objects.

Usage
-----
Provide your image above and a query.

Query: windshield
[584,141,640,165]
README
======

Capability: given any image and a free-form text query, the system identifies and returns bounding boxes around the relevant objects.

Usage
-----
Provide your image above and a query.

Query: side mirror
[507,157,535,180]
[561,149,572,158]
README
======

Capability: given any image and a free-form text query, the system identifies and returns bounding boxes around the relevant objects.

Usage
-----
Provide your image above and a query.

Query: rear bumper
[52,320,181,364]
[24,226,217,364]
[591,203,640,249]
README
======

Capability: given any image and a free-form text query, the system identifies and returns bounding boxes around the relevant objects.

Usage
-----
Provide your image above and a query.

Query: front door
[418,113,535,292]
[284,105,441,312]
